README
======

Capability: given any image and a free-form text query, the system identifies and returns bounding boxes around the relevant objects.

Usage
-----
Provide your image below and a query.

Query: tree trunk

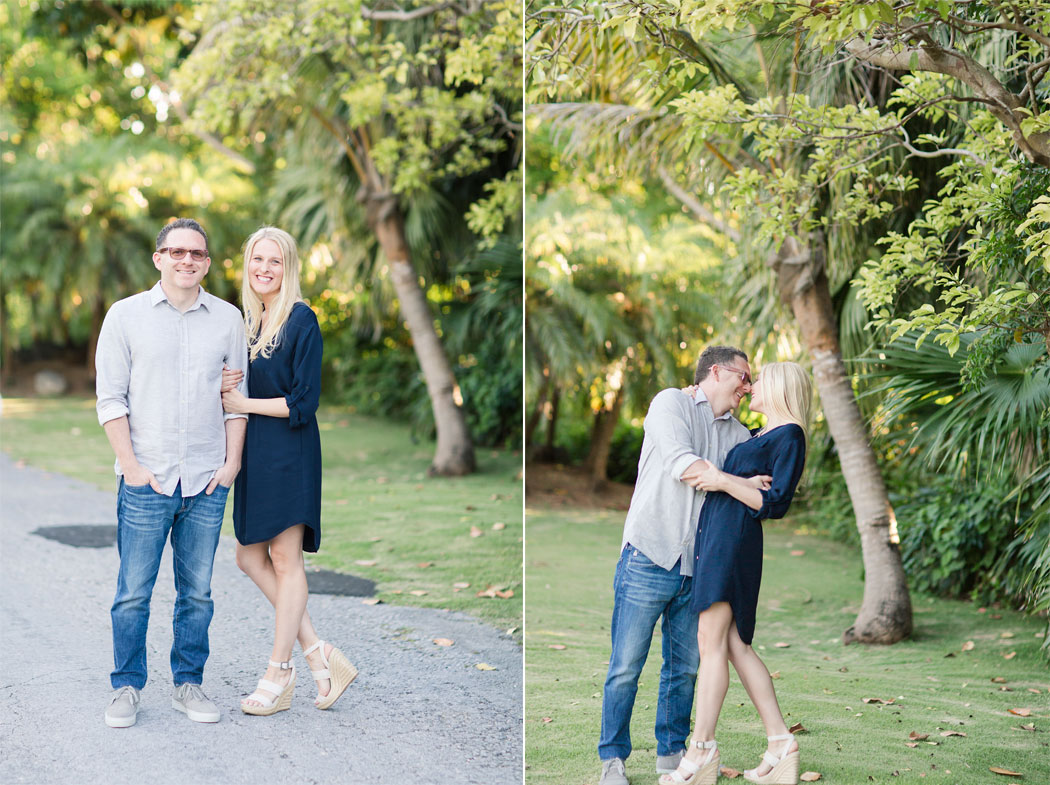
[86,294,107,383]
[368,197,476,476]
[776,235,913,644]
[585,386,624,491]
[525,372,551,450]
[545,386,560,451]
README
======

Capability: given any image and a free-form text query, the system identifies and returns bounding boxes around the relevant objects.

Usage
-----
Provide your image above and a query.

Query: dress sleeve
[285,307,323,428]
[748,426,806,520]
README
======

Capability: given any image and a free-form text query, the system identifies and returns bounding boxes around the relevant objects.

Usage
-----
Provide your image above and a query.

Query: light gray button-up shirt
[620,387,751,576]
[95,282,249,497]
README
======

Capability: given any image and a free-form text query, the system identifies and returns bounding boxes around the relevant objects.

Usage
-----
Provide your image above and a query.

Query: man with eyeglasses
[598,345,760,785]
[95,217,249,728]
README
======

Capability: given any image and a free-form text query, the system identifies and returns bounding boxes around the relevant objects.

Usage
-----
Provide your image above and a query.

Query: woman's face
[247,238,284,301]
[749,372,765,414]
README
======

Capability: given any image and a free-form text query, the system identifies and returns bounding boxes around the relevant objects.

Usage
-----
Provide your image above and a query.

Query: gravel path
[0,453,522,785]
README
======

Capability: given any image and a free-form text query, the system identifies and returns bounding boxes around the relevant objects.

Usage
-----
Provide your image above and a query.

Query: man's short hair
[694,345,748,385]
[156,218,208,250]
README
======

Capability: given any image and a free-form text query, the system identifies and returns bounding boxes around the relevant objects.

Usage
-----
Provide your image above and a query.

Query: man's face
[153,228,210,292]
[712,359,752,413]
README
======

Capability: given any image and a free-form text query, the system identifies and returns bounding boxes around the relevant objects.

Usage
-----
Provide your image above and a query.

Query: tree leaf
[800,772,822,782]
[908,732,929,740]
[989,766,1023,776]
[475,662,497,671]
[433,638,454,646]
[961,640,975,651]
[1008,708,1032,716]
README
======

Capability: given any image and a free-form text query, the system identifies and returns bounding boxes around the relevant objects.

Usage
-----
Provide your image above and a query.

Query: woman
[662,361,811,785]
[220,226,356,716]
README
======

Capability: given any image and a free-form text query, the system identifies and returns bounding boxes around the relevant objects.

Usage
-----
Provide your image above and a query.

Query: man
[95,217,249,728]
[598,346,757,785]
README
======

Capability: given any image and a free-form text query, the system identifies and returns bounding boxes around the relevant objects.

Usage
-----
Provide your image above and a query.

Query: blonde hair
[241,227,304,361]
[758,361,812,442]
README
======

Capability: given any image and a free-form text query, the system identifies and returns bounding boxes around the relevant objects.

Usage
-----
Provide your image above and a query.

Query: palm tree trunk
[525,372,551,449]
[585,386,624,490]
[777,235,913,644]
[369,197,476,476]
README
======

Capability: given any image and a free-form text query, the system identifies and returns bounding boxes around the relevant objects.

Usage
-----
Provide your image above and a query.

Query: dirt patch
[525,462,634,511]
[1,360,95,396]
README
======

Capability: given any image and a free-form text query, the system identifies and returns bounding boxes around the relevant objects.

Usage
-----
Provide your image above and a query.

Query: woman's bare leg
[680,602,734,767]
[236,528,333,704]
[726,623,796,775]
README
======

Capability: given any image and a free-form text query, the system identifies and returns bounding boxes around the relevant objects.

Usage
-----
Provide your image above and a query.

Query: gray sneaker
[599,757,629,785]
[656,750,685,774]
[105,686,140,728]
[172,683,220,723]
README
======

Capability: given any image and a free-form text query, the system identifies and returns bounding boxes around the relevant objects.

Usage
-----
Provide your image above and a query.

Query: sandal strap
[762,751,781,767]
[303,639,326,658]
[310,667,331,680]
[254,678,287,694]
[768,733,793,741]
[268,659,293,670]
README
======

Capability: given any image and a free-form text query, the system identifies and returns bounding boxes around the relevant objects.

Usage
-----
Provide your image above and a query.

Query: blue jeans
[110,479,228,689]
[599,546,700,761]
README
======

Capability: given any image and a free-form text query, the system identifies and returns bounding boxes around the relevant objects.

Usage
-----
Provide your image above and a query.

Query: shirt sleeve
[285,307,322,428]
[748,426,807,520]
[95,305,131,426]
[224,312,249,422]
[645,390,704,482]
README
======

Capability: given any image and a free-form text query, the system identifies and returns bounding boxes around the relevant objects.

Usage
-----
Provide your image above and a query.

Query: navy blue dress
[233,302,323,552]
[690,424,806,644]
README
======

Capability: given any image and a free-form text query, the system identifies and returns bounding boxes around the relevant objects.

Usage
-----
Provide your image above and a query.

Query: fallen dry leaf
[774,642,791,648]
[389,589,403,595]
[452,581,471,589]
[416,561,434,568]
[790,550,805,556]
[863,697,895,704]
[475,662,496,671]
[991,677,1007,683]
[469,526,483,538]
[492,522,506,530]
[354,559,377,567]
[908,732,929,740]
[1027,688,1042,694]
[1012,724,1036,732]
[940,731,967,737]
[770,671,781,679]
[1003,651,1017,660]
[495,589,514,598]
[800,772,822,782]
[361,597,382,606]
[962,640,975,651]
[433,638,454,647]
[541,716,553,723]
[1000,632,1015,639]
[376,476,389,484]
[1008,708,1032,717]
[988,766,1023,776]
[1000,686,1014,692]
[789,722,807,734]
[409,589,428,596]
[905,742,919,748]
[548,644,567,650]
[720,767,741,778]
[369,536,382,542]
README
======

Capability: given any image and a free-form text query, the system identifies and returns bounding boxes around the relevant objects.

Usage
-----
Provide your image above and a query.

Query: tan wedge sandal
[743,732,799,784]
[658,738,719,785]
[241,660,295,716]
[304,639,358,710]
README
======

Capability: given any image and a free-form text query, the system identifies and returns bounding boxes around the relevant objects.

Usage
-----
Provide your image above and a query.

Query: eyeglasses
[719,365,752,386]
[158,247,208,261]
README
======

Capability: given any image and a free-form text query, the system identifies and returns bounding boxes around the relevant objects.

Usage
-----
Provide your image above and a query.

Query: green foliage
[896,475,1041,606]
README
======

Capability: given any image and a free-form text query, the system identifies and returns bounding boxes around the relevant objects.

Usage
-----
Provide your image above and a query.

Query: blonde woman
[662,362,812,785]
[220,227,356,716]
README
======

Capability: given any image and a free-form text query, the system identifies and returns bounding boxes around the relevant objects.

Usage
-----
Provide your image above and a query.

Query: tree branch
[92,1,256,174]
[844,36,1050,166]
[657,166,742,243]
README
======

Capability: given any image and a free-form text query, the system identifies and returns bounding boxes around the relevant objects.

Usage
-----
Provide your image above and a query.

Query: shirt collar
[691,386,734,421]
[149,281,210,312]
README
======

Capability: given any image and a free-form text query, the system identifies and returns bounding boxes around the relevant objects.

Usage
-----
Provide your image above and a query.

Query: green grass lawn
[525,505,1049,785]
[1,396,522,632]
